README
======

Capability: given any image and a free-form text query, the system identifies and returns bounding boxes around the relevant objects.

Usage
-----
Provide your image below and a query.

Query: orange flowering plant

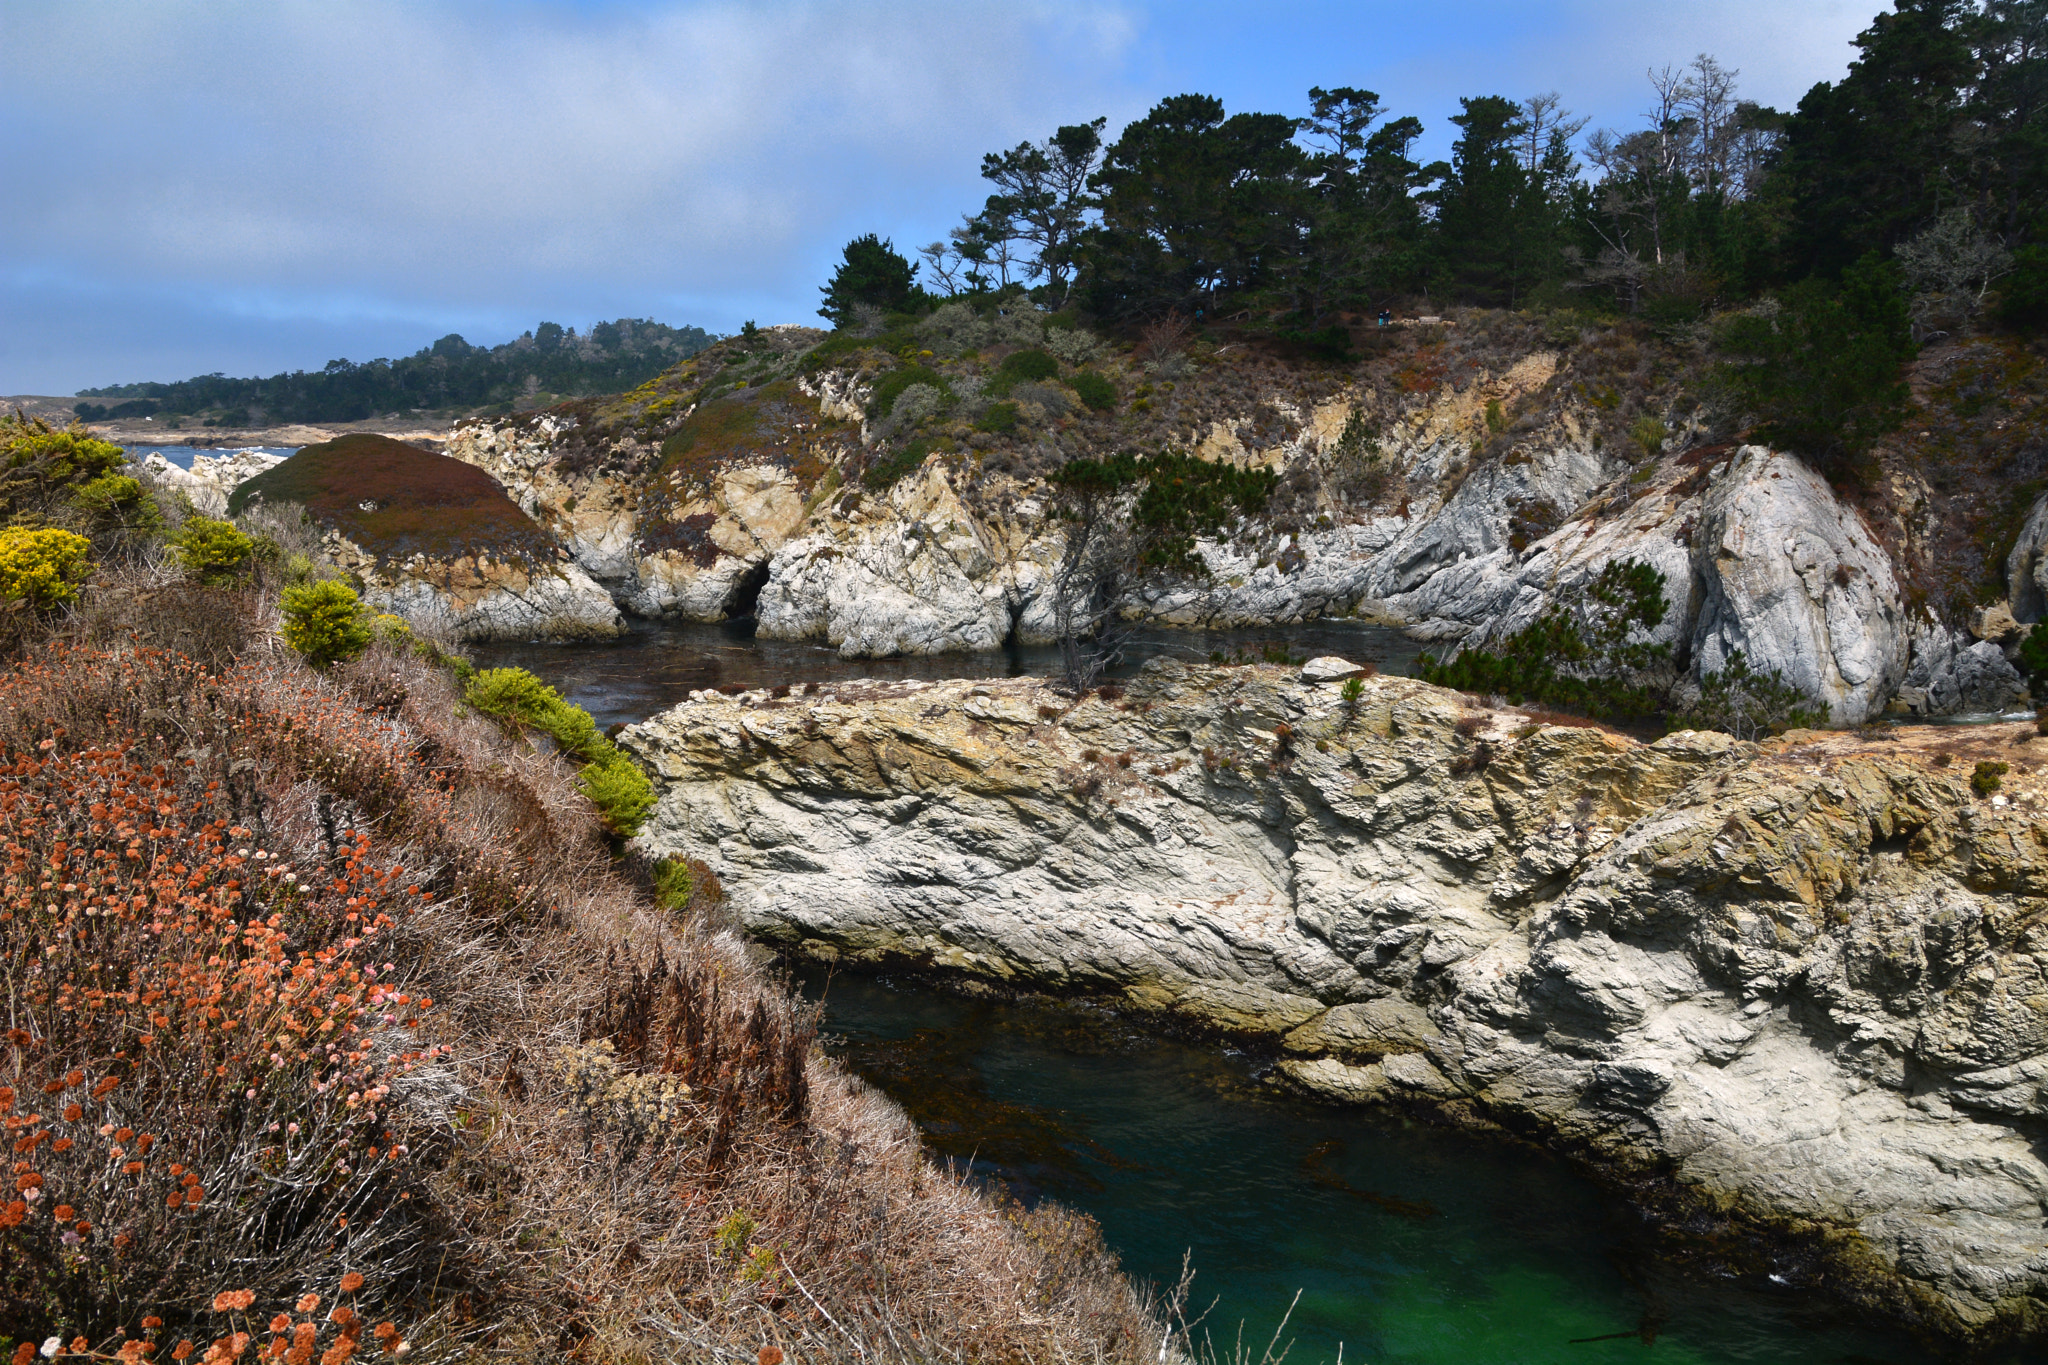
[0,646,441,1347]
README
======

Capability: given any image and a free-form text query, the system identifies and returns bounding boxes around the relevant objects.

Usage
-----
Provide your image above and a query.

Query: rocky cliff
[438,316,2045,723]
[622,659,2048,1344]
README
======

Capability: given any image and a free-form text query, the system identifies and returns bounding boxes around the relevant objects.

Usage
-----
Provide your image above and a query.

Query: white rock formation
[321,532,623,642]
[140,449,288,515]
[624,662,2048,1340]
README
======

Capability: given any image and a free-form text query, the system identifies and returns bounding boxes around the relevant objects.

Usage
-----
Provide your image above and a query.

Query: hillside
[429,302,2046,727]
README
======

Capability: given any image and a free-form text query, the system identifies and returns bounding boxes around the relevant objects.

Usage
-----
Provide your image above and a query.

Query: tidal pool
[807,974,1952,1365]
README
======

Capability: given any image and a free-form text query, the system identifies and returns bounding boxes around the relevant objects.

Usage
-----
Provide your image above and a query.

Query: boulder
[1687,447,1906,724]
[2007,491,2048,622]
[141,448,287,516]
[1300,656,1367,683]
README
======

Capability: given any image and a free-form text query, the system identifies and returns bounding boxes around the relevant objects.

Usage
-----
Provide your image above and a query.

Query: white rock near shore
[624,662,2048,1340]
[140,449,287,516]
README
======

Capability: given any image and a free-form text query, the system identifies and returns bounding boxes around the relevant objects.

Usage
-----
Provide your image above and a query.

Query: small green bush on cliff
[280,578,373,668]
[465,666,654,835]
[174,516,255,583]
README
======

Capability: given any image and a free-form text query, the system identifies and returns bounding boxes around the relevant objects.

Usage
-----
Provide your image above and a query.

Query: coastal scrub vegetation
[227,435,556,566]
[0,428,1177,1363]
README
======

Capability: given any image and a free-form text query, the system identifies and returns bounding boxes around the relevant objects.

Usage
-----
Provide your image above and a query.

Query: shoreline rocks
[623,660,2048,1343]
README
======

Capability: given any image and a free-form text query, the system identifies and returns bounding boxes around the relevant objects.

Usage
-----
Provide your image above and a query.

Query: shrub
[69,472,164,535]
[1069,370,1117,412]
[1972,760,2010,796]
[1672,650,1825,740]
[173,517,254,583]
[1417,559,1673,723]
[0,527,92,609]
[1046,327,1102,367]
[463,667,655,835]
[280,578,372,668]
[868,365,949,420]
[2017,624,2048,690]
[993,348,1059,390]
[1630,415,1669,458]
[976,402,1021,434]
[0,413,128,521]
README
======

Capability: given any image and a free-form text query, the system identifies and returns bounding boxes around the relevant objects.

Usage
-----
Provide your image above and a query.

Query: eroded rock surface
[625,661,2048,1340]
[141,449,287,515]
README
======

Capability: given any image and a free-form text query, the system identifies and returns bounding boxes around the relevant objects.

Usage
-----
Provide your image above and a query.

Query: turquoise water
[807,975,1954,1365]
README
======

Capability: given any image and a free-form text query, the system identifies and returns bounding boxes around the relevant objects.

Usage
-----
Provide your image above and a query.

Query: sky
[0,0,1876,396]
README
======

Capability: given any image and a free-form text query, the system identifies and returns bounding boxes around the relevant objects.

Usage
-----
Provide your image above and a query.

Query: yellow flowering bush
[0,527,92,608]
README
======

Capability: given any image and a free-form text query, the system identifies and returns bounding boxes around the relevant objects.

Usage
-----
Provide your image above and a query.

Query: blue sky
[1,0,1873,395]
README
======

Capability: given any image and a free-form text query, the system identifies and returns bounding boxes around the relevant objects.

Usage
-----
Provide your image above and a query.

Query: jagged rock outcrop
[624,660,2048,1342]
[444,416,822,620]
[140,449,287,515]
[321,531,622,641]
[2009,492,2048,624]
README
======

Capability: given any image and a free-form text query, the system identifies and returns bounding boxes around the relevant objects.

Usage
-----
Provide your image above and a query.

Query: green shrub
[869,364,950,419]
[1485,399,1507,434]
[1972,760,2010,796]
[2018,624,2048,690]
[175,517,255,583]
[464,666,654,836]
[0,527,92,609]
[1069,370,1117,412]
[578,752,656,838]
[864,438,933,492]
[975,402,1021,434]
[1671,650,1824,740]
[651,858,695,910]
[1417,560,1673,723]
[997,348,1059,385]
[69,472,164,535]
[1630,415,1669,458]
[280,579,373,668]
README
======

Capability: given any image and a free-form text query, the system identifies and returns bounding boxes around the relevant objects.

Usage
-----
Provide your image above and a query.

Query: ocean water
[807,975,1954,1365]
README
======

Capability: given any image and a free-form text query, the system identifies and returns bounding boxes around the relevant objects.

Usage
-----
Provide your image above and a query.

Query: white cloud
[3,1,1142,307]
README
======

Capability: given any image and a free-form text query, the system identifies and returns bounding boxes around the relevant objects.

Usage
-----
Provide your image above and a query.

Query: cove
[808,973,1942,1365]
[482,628,1985,1363]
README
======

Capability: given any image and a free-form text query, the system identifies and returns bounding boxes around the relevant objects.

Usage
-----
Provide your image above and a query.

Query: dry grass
[0,571,1173,1365]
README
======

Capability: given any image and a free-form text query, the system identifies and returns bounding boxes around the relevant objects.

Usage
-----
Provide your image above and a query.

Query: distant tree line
[74,318,714,426]
[824,1,2046,360]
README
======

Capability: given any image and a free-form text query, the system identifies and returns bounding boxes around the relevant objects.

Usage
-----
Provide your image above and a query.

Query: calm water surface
[484,625,1986,1364]
[808,975,1949,1365]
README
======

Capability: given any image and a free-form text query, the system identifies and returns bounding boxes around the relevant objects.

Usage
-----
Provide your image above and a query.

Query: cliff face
[435,319,2037,722]
[622,660,2048,1341]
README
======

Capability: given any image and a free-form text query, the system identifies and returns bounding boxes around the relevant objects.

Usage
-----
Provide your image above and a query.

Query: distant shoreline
[2,393,452,450]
